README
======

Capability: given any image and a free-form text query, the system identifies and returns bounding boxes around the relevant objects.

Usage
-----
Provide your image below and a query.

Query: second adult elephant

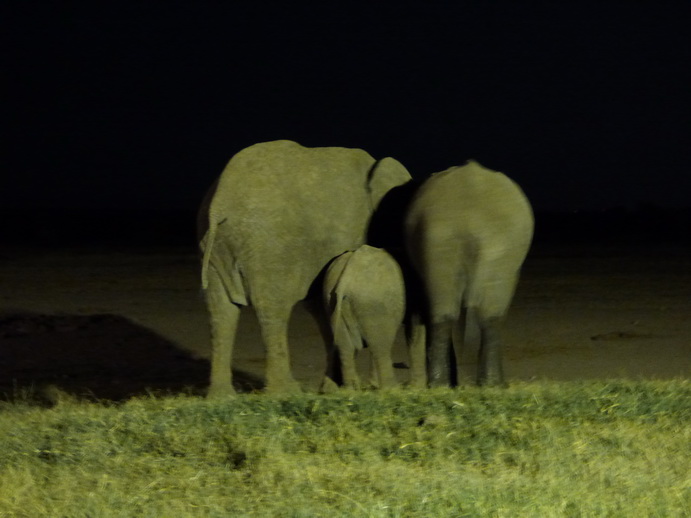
[405,160,534,387]
[198,140,411,396]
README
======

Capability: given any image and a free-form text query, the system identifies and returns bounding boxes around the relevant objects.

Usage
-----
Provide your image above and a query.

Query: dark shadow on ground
[0,312,263,403]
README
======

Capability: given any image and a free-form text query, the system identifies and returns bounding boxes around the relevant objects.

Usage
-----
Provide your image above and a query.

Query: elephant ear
[367,157,412,210]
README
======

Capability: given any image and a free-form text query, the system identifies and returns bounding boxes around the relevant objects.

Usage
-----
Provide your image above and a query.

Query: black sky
[4,2,691,212]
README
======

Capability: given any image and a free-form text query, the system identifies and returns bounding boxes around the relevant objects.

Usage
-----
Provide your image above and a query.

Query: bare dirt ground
[0,244,689,401]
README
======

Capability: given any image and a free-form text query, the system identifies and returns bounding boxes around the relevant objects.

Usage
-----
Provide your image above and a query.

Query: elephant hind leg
[477,316,506,387]
[359,315,399,390]
[339,341,361,390]
[205,267,241,398]
[405,313,427,388]
[427,319,456,387]
[370,345,396,390]
[255,304,302,394]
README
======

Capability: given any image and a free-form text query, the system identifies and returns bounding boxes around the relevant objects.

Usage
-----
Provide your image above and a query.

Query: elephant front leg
[477,317,506,387]
[205,270,240,398]
[427,320,454,387]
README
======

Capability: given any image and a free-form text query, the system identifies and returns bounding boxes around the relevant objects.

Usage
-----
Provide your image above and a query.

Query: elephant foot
[319,376,340,394]
[477,374,508,388]
[265,378,302,394]
[407,377,427,390]
[428,369,452,388]
[378,382,400,392]
[207,383,236,399]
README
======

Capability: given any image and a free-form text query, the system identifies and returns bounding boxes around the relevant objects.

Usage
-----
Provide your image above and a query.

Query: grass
[0,380,689,517]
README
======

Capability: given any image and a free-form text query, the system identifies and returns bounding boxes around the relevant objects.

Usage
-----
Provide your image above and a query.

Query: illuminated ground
[1,245,688,400]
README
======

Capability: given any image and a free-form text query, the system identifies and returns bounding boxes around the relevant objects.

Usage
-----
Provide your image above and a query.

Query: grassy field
[0,380,688,517]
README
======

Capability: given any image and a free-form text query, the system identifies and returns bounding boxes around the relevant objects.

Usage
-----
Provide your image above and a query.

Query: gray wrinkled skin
[198,140,411,396]
[322,245,417,390]
[405,160,534,387]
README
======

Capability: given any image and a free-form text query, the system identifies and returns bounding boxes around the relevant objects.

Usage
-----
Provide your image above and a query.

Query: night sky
[5,3,691,214]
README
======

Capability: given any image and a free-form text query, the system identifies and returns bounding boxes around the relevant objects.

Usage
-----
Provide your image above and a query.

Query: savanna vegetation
[0,380,688,517]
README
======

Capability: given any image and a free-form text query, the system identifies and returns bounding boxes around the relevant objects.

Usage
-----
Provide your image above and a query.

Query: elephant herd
[197,140,533,397]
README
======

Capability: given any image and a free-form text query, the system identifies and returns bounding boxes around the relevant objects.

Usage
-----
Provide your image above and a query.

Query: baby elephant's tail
[331,292,362,353]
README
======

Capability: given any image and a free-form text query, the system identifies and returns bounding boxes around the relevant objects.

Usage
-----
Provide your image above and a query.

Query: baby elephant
[322,245,405,390]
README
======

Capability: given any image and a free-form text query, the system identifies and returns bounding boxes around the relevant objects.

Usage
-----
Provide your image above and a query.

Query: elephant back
[407,160,534,250]
[200,141,410,304]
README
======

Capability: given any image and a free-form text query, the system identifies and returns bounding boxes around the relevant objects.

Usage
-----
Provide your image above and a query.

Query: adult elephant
[404,160,533,387]
[198,140,411,396]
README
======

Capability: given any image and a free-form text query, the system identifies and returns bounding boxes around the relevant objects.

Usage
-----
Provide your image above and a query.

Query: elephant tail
[201,214,219,290]
[331,292,362,353]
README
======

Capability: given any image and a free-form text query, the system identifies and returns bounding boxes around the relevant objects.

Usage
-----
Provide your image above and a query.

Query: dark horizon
[2,206,690,249]
[4,3,691,217]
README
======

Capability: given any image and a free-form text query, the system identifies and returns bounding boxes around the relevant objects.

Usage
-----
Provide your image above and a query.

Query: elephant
[321,245,420,390]
[404,160,534,387]
[198,140,412,396]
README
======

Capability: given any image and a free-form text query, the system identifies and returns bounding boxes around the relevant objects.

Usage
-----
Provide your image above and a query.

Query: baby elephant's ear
[367,157,412,209]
